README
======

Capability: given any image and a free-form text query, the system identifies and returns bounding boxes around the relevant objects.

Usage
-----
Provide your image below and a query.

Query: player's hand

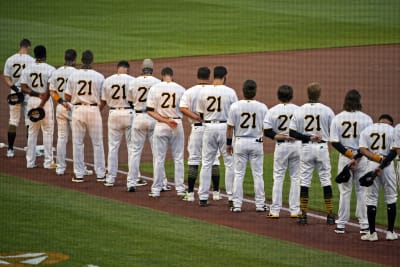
[62,102,71,110]
[310,134,321,142]
[348,159,358,170]
[226,145,233,155]
[375,168,383,176]
[166,118,178,129]
[285,135,295,142]
[39,92,49,101]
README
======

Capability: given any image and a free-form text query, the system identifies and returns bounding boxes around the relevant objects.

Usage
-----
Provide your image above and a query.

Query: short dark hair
[64,49,77,62]
[20,38,31,48]
[343,89,362,111]
[243,80,257,99]
[117,60,130,69]
[213,66,227,79]
[277,84,293,102]
[378,114,394,125]
[34,45,46,60]
[81,50,94,65]
[307,82,321,102]
[161,67,173,77]
[197,67,210,80]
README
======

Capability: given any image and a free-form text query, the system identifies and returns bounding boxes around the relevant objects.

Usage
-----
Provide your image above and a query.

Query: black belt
[302,140,326,144]
[205,120,227,123]
[135,110,145,113]
[277,140,292,143]
[110,107,132,110]
[75,103,97,106]
[193,122,202,126]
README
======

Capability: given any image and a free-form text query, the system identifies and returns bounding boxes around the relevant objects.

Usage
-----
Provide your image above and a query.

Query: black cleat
[199,200,208,207]
[326,213,335,225]
[127,186,136,192]
[297,214,308,225]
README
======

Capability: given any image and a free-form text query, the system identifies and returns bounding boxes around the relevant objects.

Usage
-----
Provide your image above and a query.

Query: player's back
[265,103,298,135]
[129,75,161,112]
[359,122,394,156]
[147,81,185,118]
[21,62,55,93]
[197,84,238,121]
[102,73,134,108]
[49,66,76,98]
[4,53,35,87]
[290,102,334,141]
[330,110,373,150]
[67,69,104,105]
[228,100,267,138]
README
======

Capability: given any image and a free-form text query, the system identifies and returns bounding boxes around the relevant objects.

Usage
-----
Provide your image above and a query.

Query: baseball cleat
[290,213,300,218]
[148,192,160,198]
[45,162,57,169]
[84,167,93,176]
[177,191,186,197]
[56,170,65,176]
[161,185,172,191]
[228,200,234,208]
[326,213,336,225]
[230,207,241,213]
[72,176,84,183]
[199,200,208,207]
[212,191,221,200]
[104,182,114,187]
[6,149,15,158]
[266,213,279,219]
[334,227,345,234]
[361,232,378,241]
[182,192,195,202]
[256,205,269,212]
[96,176,106,182]
[127,186,136,192]
[136,178,148,187]
[386,231,398,241]
[297,214,308,225]
[360,228,369,234]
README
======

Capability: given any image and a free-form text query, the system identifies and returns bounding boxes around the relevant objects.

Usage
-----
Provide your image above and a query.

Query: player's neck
[213,78,225,86]
[36,59,45,63]
[81,64,92,69]
[18,48,29,54]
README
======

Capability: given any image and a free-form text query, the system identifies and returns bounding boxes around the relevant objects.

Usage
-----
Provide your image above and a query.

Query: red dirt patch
[1,45,400,266]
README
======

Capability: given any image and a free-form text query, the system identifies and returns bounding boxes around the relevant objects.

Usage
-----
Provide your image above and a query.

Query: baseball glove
[7,92,24,105]
[28,107,45,122]
[335,164,351,184]
[359,171,377,187]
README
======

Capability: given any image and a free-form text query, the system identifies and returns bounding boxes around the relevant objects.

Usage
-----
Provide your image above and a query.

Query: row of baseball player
[4,40,400,243]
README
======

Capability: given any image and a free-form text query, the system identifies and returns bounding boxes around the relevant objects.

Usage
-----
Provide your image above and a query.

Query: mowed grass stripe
[0,174,381,267]
[1,0,399,67]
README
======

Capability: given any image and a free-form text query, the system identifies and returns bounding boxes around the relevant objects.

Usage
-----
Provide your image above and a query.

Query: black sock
[187,165,198,193]
[7,132,16,150]
[211,165,220,191]
[300,186,309,214]
[387,203,396,232]
[367,205,377,233]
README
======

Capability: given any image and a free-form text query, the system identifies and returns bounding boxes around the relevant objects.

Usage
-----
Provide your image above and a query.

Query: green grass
[0,175,382,267]
[1,0,399,67]
[135,150,399,228]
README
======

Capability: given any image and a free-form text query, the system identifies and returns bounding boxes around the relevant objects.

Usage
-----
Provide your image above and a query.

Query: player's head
[307,82,321,102]
[142,59,153,75]
[197,67,210,81]
[117,60,130,74]
[81,50,94,65]
[378,114,394,126]
[343,89,362,112]
[64,49,77,65]
[34,45,46,60]
[213,66,227,79]
[242,80,257,99]
[161,67,173,81]
[19,38,31,48]
[277,84,293,103]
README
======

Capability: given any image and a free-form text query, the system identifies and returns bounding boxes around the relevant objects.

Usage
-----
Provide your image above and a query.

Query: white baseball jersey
[128,75,161,112]
[65,68,105,179]
[147,81,185,119]
[359,123,397,206]
[4,53,35,90]
[330,111,373,150]
[65,69,104,105]
[227,100,268,210]
[264,103,301,216]
[147,81,186,195]
[290,102,334,141]
[20,62,56,169]
[49,65,77,174]
[101,73,135,108]
[393,124,400,149]
[126,75,161,187]
[330,110,372,230]
[196,85,238,121]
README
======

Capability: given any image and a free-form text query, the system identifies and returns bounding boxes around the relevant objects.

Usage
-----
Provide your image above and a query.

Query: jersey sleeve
[263,110,273,130]
[64,74,73,96]
[3,58,12,77]
[179,90,190,108]
[358,129,368,148]
[329,117,340,143]
[289,110,299,131]
[19,68,28,85]
[196,91,205,114]
[227,104,236,126]
[146,86,156,109]
[100,81,107,101]
[393,124,400,149]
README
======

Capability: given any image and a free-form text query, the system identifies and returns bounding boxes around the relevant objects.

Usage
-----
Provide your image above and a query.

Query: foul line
[5,143,389,234]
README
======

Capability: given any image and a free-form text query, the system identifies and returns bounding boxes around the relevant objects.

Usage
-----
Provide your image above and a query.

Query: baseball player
[264,85,301,218]
[227,80,268,212]
[197,66,238,207]
[49,49,78,175]
[127,59,169,191]
[20,45,55,169]
[3,38,35,158]
[64,50,106,182]
[179,67,221,202]
[101,61,135,189]
[330,89,372,234]
[289,82,335,225]
[146,67,186,197]
[359,114,397,241]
